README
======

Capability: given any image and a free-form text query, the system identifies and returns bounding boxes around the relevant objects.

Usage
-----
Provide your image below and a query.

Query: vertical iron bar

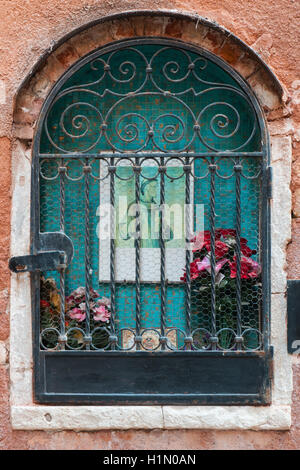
[184,157,192,349]
[160,157,166,350]
[235,158,242,349]
[135,158,141,350]
[33,157,41,356]
[262,142,270,352]
[84,159,91,350]
[58,161,66,350]
[109,157,116,350]
[209,158,217,350]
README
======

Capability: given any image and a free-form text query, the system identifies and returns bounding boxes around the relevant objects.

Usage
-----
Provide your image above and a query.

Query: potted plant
[181,229,262,349]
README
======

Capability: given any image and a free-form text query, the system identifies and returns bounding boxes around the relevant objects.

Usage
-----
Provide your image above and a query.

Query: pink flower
[196,256,229,274]
[93,305,111,323]
[229,256,261,279]
[97,297,111,307]
[191,231,208,252]
[196,256,211,272]
[78,301,97,312]
[216,258,229,273]
[67,287,100,307]
[72,286,86,299]
[68,307,86,322]
[245,257,261,278]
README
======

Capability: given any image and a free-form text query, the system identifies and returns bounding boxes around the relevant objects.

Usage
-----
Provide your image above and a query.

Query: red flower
[216,228,236,239]
[194,229,255,258]
[180,258,202,282]
[204,240,229,259]
[183,229,259,283]
[40,300,50,308]
[191,231,210,252]
[190,258,201,280]
[216,240,229,258]
[89,287,100,299]
[240,238,256,257]
[229,256,261,279]
[192,232,229,258]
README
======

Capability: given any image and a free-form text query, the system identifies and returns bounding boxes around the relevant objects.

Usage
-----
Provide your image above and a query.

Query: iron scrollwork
[38,41,264,354]
[43,45,259,154]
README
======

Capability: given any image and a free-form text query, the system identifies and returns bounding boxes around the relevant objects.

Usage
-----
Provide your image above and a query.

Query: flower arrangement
[40,277,111,349]
[181,229,261,349]
[66,286,111,324]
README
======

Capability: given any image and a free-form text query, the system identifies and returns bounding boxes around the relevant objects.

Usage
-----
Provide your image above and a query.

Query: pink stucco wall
[0,0,299,449]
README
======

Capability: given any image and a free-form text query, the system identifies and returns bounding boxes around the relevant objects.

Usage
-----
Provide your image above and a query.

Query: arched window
[14,38,272,404]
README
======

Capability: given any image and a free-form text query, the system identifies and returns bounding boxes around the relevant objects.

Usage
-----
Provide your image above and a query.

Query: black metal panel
[9,251,66,273]
[35,350,272,405]
[9,231,74,272]
[287,280,300,354]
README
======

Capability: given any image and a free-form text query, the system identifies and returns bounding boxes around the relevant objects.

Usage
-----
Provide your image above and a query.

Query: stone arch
[13,10,287,141]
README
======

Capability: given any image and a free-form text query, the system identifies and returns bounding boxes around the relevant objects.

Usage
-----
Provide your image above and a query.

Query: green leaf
[218,279,228,289]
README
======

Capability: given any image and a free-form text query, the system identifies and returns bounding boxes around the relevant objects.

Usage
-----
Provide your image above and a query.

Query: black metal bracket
[287,280,300,354]
[9,251,67,273]
[9,232,74,273]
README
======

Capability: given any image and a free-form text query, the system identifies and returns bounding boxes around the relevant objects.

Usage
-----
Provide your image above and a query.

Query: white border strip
[11,405,291,431]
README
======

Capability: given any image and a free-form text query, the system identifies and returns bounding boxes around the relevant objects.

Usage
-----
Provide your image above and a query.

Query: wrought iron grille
[35,39,269,355]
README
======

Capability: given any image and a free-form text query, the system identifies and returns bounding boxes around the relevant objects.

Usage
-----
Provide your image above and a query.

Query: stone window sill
[11,405,291,431]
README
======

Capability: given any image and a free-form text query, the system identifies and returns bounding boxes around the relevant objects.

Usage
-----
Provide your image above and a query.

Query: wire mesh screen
[38,40,264,353]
